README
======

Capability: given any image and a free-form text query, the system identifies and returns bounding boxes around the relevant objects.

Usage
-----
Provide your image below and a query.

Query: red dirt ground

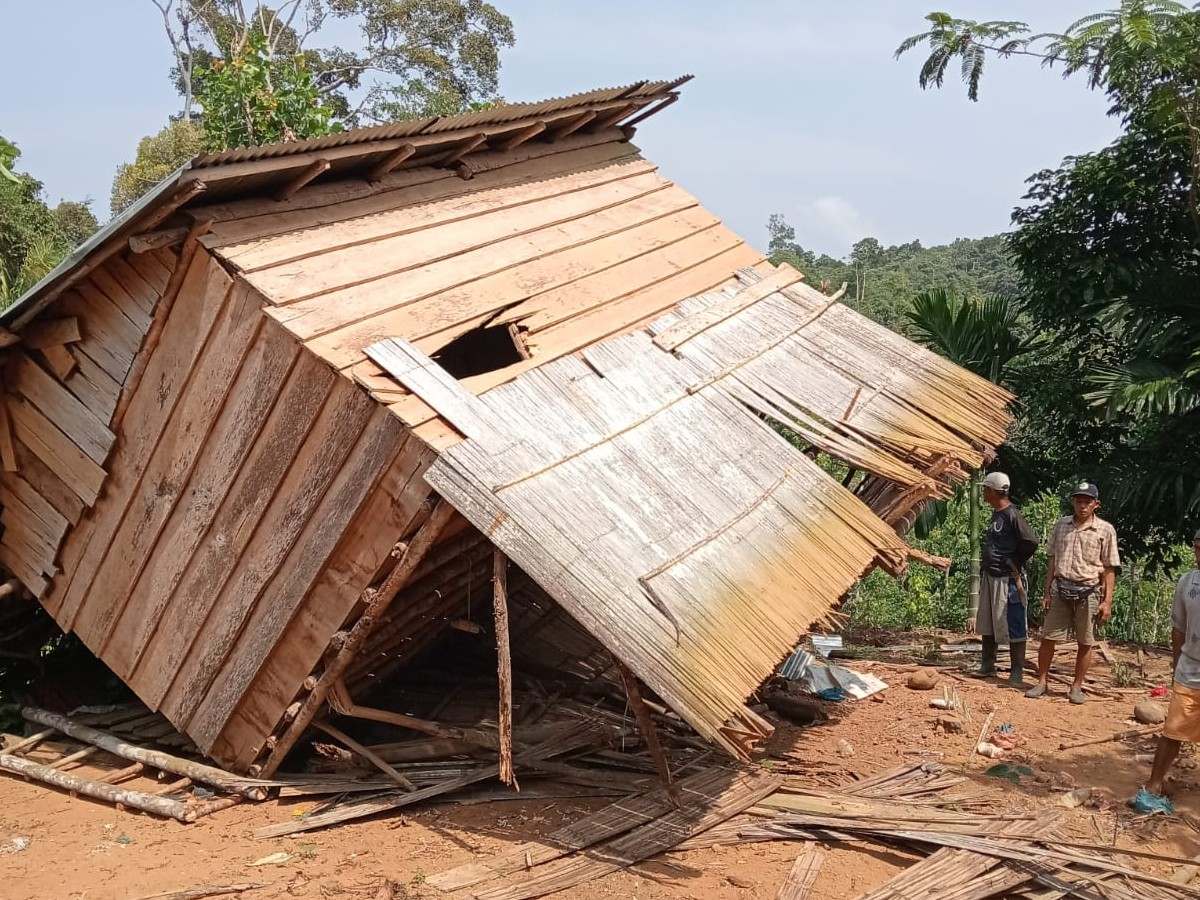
[2,640,1198,899]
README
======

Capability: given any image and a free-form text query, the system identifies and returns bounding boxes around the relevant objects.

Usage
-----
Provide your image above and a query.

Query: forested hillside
[765,215,1018,332]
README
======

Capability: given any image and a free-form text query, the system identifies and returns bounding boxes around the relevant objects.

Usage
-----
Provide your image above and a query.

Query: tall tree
[110,119,204,216]
[899,3,1200,555]
[0,138,97,307]
[154,0,515,128]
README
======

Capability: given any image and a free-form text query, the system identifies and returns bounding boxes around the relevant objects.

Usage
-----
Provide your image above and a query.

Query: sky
[1,1,1119,257]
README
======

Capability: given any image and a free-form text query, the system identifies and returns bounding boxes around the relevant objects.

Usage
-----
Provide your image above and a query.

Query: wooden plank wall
[21,246,416,766]
[203,130,766,450]
[0,248,175,597]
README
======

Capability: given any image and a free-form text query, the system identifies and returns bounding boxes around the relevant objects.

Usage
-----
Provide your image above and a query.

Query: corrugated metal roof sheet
[191,77,689,165]
[4,76,688,327]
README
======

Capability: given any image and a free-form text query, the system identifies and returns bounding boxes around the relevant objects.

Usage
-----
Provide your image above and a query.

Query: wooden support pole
[589,103,639,132]
[0,752,195,822]
[328,679,498,749]
[366,144,416,182]
[21,707,264,798]
[492,549,516,787]
[619,93,678,130]
[260,499,458,776]
[273,159,331,202]
[492,122,546,153]
[128,226,190,255]
[48,745,99,770]
[544,110,596,141]
[4,727,56,754]
[616,662,675,800]
[152,776,192,796]
[438,134,487,168]
[312,719,416,790]
[97,762,145,784]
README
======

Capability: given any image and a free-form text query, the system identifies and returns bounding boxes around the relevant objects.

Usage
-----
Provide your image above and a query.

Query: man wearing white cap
[975,472,1039,685]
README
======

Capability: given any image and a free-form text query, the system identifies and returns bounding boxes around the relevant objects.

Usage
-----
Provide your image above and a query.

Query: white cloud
[804,196,876,251]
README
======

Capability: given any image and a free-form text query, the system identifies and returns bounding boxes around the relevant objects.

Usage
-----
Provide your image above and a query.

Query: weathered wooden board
[157,377,374,732]
[6,353,114,465]
[6,395,106,506]
[216,432,437,769]
[51,250,233,632]
[105,323,301,679]
[129,352,336,708]
[188,406,404,750]
[74,287,266,651]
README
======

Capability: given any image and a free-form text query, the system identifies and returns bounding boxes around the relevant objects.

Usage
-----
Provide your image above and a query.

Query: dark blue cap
[1070,481,1099,500]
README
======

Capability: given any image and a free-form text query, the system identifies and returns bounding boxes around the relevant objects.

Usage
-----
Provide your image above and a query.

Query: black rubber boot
[976,635,997,677]
[1008,641,1027,687]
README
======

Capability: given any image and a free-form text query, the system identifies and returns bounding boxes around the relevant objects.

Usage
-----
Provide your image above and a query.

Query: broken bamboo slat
[256,725,602,838]
[134,882,264,900]
[493,548,516,787]
[259,498,457,776]
[0,752,195,822]
[777,846,826,900]
[20,707,264,798]
[4,727,56,754]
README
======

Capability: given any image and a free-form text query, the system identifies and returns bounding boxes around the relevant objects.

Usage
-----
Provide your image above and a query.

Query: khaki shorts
[1042,585,1099,645]
[1165,682,1200,743]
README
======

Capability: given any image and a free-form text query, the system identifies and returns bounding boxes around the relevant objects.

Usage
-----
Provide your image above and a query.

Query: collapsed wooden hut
[0,78,1013,776]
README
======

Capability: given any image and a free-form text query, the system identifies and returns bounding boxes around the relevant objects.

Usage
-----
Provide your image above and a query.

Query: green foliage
[157,1,515,128]
[194,31,335,151]
[110,119,204,216]
[894,12,1033,101]
[906,288,1048,384]
[0,137,96,309]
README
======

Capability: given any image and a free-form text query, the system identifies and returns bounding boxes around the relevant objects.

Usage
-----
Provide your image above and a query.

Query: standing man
[974,472,1039,685]
[1135,529,1200,813]
[1026,482,1120,704]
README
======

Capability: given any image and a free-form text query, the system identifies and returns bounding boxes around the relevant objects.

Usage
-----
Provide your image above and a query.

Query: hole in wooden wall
[431,323,529,380]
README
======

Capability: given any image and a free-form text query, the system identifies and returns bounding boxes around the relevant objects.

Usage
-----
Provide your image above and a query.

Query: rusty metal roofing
[3,76,688,328]
[190,77,690,165]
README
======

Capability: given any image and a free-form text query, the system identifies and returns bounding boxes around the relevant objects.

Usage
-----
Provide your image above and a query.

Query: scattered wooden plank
[11,440,84,525]
[428,770,722,892]
[366,338,500,444]
[311,719,416,790]
[135,883,265,900]
[473,771,782,900]
[777,847,826,900]
[256,726,602,837]
[21,317,81,350]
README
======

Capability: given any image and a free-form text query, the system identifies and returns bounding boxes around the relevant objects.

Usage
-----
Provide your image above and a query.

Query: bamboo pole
[20,707,262,798]
[1058,725,1160,751]
[493,549,516,788]
[616,662,675,799]
[260,500,457,776]
[0,752,195,822]
[312,719,416,791]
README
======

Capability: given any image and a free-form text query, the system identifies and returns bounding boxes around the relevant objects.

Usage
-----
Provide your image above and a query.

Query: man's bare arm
[1173,627,1185,673]
[1098,567,1116,623]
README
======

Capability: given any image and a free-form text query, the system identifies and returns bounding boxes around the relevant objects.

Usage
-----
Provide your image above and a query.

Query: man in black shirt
[975,472,1039,685]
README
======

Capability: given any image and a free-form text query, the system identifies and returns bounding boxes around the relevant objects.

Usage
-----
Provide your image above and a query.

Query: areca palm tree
[906,288,1048,621]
